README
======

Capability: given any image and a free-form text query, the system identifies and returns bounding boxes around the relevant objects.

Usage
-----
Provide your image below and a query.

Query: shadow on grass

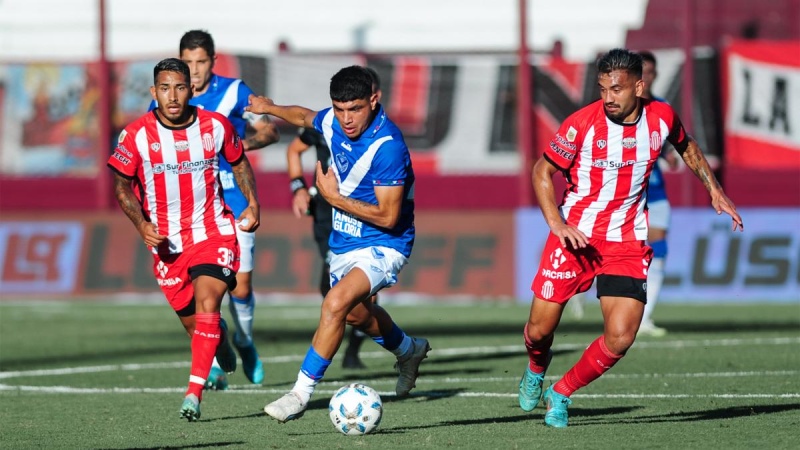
[94,441,246,450]
[572,403,800,426]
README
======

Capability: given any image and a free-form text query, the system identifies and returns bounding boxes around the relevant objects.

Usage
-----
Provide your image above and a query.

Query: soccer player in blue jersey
[637,50,678,337]
[247,65,430,423]
[285,68,383,370]
[150,29,279,388]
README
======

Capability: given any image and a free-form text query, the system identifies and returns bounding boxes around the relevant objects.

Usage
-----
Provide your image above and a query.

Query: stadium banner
[515,208,800,303]
[723,40,800,168]
[0,211,515,300]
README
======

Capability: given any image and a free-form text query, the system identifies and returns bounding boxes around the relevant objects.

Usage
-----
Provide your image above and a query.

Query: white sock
[392,335,413,359]
[228,292,255,347]
[291,371,317,404]
[643,257,665,325]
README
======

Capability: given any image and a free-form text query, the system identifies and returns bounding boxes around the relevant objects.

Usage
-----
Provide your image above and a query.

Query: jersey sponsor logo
[175,140,190,152]
[333,209,363,238]
[117,145,133,158]
[541,268,577,279]
[622,137,637,149]
[550,141,575,160]
[340,142,352,151]
[596,139,607,149]
[112,152,131,166]
[202,133,215,152]
[549,248,567,269]
[157,276,183,287]
[566,126,578,142]
[554,134,577,150]
[156,261,168,277]
[150,143,161,152]
[151,158,215,175]
[592,159,636,169]
[541,280,554,299]
[220,171,235,190]
[335,153,350,172]
[650,131,662,151]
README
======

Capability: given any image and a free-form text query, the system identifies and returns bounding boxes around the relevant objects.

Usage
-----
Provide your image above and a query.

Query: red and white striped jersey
[108,108,244,254]
[543,99,688,242]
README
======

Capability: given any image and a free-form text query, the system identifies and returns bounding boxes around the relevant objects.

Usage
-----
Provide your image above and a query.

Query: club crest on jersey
[650,131,662,151]
[202,133,214,152]
[175,140,190,152]
[335,153,350,172]
[596,139,607,149]
[118,130,127,143]
[622,137,637,149]
[150,143,161,152]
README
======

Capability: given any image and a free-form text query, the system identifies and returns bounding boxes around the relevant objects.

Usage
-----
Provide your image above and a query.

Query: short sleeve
[370,138,409,186]
[543,117,582,171]
[220,117,245,165]
[107,127,142,178]
[663,105,690,153]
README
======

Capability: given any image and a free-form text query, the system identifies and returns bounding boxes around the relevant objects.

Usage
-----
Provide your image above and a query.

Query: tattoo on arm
[113,174,146,228]
[231,156,259,203]
[681,140,719,193]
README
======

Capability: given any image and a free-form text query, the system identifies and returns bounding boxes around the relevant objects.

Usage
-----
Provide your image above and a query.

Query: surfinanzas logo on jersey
[151,158,215,175]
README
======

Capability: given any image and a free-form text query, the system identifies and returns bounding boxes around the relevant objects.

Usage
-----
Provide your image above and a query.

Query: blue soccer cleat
[180,394,201,422]
[205,366,229,391]
[518,350,553,412]
[234,338,264,384]
[543,385,572,428]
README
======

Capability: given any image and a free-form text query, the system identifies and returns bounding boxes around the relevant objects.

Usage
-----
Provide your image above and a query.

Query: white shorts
[329,246,408,297]
[236,227,256,273]
[648,199,671,230]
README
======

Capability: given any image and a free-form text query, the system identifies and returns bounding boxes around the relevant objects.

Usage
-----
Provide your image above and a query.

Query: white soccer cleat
[637,321,667,337]
[264,391,307,423]
[394,337,431,396]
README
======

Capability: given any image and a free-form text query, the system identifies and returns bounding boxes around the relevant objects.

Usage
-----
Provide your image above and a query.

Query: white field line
[0,384,798,400]
[2,336,798,380]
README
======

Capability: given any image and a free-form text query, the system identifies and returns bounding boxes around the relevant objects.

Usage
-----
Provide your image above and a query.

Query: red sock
[554,336,622,397]
[524,323,554,374]
[186,312,221,400]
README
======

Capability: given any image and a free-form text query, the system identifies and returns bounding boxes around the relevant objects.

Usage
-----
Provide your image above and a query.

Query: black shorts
[175,264,238,317]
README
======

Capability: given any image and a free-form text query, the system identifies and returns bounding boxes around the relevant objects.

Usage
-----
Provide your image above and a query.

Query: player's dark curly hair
[597,48,643,79]
[330,66,373,103]
[180,29,215,58]
[153,58,190,84]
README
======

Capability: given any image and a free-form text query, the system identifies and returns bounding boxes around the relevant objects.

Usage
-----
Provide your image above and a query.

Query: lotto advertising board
[0,211,515,300]
[515,208,800,303]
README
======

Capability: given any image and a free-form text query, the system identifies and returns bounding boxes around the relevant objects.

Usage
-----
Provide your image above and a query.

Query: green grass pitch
[1,300,798,449]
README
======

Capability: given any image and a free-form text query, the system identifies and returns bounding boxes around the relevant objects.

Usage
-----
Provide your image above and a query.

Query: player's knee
[604,331,636,355]
[229,282,252,299]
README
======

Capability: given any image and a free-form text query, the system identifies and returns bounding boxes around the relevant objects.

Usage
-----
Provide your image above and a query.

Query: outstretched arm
[112,172,166,247]
[245,95,316,129]
[532,157,589,249]
[679,139,744,231]
[230,154,261,232]
[242,113,280,151]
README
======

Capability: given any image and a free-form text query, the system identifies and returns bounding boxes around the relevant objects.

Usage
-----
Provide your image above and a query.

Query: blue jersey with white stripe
[314,105,415,257]
[647,95,669,204]
[149,74,255,216]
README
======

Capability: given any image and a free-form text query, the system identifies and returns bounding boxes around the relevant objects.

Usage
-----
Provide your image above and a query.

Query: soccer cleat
[205,366,229,391]
[234,340,264,384]
[543,385,572,428]
[518,350,553,412]
[264,391,307,423]
[215,318,237,374]
[637,321,668,337]
[180,394,201,422]
[394,337,431,396]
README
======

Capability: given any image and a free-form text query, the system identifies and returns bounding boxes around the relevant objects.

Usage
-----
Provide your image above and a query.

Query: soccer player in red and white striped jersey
[518,48,744,428]
[108,58,260,422]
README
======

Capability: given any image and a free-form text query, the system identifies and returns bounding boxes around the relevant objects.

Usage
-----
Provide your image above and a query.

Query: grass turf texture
[1,301,798,449]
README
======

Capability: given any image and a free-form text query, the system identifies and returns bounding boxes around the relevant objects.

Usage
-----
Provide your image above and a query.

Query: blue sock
[299,346,331,381]
[374,323,406,350]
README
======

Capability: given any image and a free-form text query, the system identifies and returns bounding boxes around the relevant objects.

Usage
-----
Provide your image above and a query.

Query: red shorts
[531,232,653,304]
[152,235,240,313]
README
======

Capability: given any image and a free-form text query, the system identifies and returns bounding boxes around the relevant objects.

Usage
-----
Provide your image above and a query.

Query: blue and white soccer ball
[329,383,383,435]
